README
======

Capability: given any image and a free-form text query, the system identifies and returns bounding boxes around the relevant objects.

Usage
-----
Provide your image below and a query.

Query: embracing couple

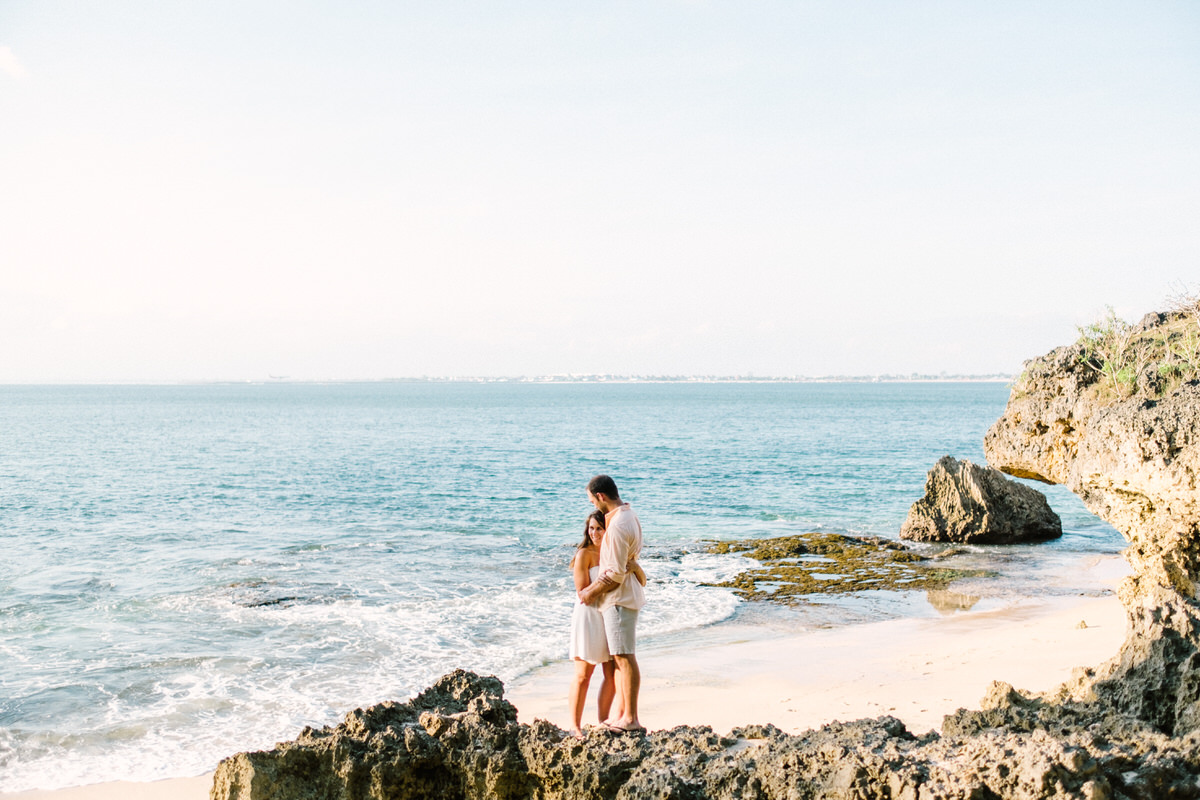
[567,474,646,737]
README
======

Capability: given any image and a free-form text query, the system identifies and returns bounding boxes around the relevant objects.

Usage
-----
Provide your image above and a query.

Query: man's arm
[579,513,630,605]
[578,573,619,606]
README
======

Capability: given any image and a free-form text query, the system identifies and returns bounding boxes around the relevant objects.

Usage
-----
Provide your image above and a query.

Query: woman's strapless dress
[569,566,610,664]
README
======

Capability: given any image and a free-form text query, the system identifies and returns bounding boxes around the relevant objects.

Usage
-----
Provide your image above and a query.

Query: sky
[1,1,1198,381]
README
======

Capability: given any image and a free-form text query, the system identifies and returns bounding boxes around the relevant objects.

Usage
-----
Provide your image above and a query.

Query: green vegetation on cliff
[1076,292,1200,399]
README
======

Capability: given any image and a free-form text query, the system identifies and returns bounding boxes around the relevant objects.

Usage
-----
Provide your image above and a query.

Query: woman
[568,510,645,737]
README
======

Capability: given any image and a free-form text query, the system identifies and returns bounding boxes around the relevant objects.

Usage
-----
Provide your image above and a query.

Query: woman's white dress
[569,566,610,664]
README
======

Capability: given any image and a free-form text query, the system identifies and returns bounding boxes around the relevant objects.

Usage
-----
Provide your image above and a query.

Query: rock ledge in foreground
[210,669,1200,800]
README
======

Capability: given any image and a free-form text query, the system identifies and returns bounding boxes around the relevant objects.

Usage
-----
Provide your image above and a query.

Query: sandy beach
[4,566,1128,800]
[508,591,1126,736]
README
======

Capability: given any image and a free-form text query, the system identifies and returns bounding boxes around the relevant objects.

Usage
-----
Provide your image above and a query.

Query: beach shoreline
[506,590,1126,738]
[4,571,1128,800]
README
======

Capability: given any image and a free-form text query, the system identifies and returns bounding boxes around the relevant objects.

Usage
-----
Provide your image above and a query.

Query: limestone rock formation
[210,669,1200,800]
[900,455,1062,544]
[985,310,1200,736]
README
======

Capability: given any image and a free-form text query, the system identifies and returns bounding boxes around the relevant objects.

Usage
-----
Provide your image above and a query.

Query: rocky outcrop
[211,669,1200,800]
[900,455,1062,544]
[985,310,1200,736]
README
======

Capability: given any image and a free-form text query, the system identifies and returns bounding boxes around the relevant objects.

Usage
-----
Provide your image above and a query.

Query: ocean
[0,382,1125,791]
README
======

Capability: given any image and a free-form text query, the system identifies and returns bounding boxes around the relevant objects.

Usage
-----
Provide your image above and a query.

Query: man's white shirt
[597,504,645,612]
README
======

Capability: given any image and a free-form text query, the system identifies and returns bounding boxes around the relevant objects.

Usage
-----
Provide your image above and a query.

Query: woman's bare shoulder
[572,546,599,569]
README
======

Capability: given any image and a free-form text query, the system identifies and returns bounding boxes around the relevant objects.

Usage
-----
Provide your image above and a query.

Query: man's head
[587,474,621,513]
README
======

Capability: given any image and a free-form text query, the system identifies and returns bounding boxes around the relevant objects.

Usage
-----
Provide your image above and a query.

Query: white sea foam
[0,567,746,791]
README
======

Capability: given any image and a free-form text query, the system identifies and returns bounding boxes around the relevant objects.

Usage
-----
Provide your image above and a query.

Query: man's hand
[579,575,620,606]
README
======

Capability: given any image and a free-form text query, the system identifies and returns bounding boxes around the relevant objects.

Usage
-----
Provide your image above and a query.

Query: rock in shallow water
[899,455,1062,544]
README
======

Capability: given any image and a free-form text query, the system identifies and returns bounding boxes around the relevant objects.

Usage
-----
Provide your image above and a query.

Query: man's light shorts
[602,606,638,655]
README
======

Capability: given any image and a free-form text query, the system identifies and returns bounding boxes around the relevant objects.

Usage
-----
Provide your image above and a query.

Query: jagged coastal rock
[899,455,1063,544]
[984,310,1200,736]
[211,669,1200,800]
[212,307,1200,798]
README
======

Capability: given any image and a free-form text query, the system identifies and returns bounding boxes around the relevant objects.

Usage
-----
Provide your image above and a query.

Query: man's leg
[602,606,642,730]
[601,606,644,731]
[611,652,641,728]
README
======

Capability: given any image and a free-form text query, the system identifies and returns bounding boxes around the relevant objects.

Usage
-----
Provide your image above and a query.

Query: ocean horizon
[0,373,1017,387]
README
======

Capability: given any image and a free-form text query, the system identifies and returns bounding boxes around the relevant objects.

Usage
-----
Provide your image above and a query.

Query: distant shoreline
[0,375,1016,387]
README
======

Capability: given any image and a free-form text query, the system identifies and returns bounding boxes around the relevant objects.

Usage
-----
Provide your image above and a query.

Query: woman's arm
[628,559,647,587]
[572,550,593,593]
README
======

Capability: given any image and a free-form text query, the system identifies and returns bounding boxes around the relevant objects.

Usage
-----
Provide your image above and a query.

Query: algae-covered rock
[702,531,990,604]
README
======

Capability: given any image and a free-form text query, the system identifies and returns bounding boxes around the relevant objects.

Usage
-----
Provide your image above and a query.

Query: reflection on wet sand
[925,589,980,615]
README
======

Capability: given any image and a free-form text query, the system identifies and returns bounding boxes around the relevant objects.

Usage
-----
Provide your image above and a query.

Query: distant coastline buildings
[362,373,1016,384]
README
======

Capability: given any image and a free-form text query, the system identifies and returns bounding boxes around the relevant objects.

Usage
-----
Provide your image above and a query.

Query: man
[578,474,645,733]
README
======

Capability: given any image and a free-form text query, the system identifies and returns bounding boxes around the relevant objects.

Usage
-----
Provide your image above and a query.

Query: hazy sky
[2,2,1197,381]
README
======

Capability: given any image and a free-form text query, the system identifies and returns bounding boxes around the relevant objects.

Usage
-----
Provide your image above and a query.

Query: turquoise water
[0,382,1124,790]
